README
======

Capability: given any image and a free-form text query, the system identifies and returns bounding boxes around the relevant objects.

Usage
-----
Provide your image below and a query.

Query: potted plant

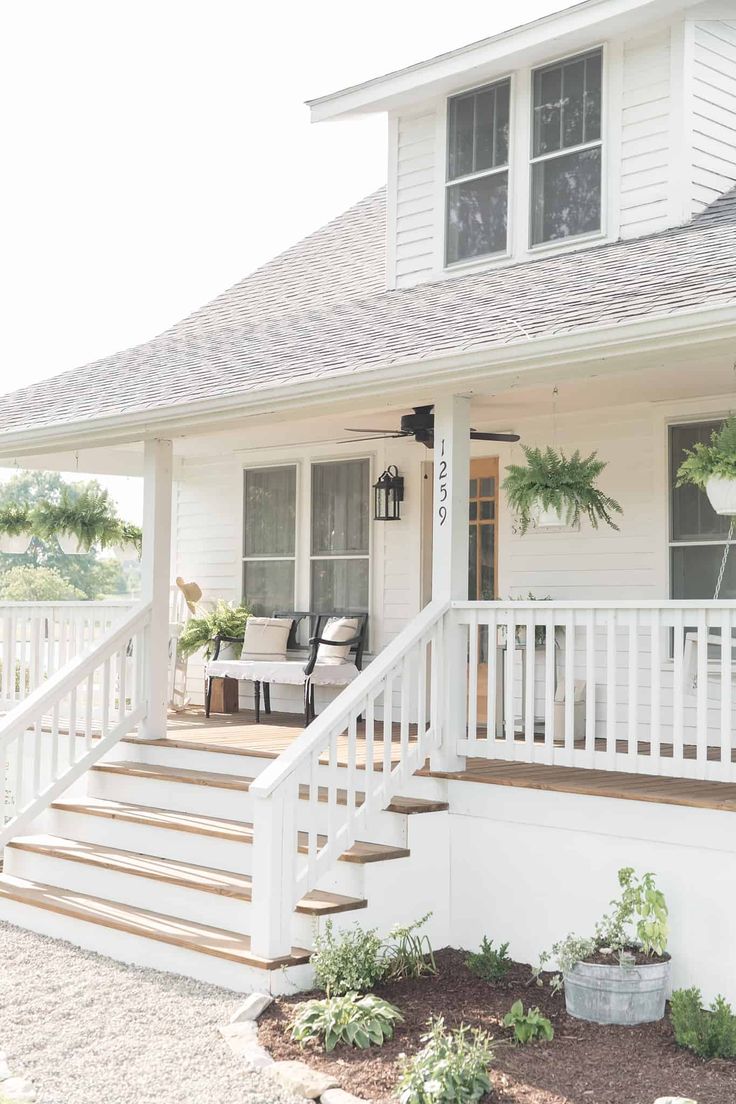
[503,446,622,533]
[177,600,250,660]
[676,415,736,515]
[544,867,670,1026]
[0,503,33,555]
[34,487,120,554]
[112,522,143,562]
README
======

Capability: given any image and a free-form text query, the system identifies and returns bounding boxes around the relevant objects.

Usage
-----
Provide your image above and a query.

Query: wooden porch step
[7,835,367,916]
[51,798,411,863]
[0,874,310,970]
[94,760,447,815]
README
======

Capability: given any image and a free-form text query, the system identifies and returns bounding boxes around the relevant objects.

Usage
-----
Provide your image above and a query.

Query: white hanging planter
[215,640,241,661]
[57,532,90,555]
[705,476,736,516]
[113,541,140,563]
[0,531,33,555]
[530,499,572,529]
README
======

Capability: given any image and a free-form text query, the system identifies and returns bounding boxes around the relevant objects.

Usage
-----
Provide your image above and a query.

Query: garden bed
[258,949,735,1103]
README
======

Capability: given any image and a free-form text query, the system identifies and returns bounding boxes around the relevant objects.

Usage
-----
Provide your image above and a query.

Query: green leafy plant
[384,912,437,981]
[502,1000,554,1044]
[112,520,143,556]
[676,416,736,488]
[466,937,512,983]
[0,565,84,601]
[548,867,669,978]
[33,486,121,551]
[670,988,736,1059]
[311,920,386,997]
[503,446,622,535]
[0,502,32,537]
[177,600,250,660]
[290,992,402,1052]
[397,1017,494,1104]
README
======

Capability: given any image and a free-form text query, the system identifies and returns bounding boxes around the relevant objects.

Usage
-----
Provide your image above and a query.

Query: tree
[0,471,131,599]
[0,565,85,601]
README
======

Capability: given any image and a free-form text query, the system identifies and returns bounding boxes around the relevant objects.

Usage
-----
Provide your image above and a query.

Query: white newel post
[431,394,470,772]
[140,439,173,741]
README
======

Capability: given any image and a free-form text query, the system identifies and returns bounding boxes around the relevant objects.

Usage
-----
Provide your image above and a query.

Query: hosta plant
[503,446,622,534]
[466,937,512,983]
[676,416,736,487]
[670,988,736,1059]
[384,912,437,981]
[503,1000,554,1044]
[311,919,387,996]
[176,600,250,660]
[397,1017,494,1104]
[290,992,402,1052]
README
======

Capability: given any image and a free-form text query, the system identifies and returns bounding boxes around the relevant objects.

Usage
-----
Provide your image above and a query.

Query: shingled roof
[2,185,736,439]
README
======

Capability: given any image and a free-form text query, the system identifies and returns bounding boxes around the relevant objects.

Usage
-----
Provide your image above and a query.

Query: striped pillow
[241,617,292,661]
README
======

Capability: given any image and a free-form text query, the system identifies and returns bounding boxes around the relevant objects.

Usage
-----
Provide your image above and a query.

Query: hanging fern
[503,446,622,535]
[0,502,32,537]
[676,416,736,488]
[33,486,121,551]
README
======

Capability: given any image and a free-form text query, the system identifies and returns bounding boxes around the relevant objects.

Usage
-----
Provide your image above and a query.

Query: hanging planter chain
[714,517,735,600]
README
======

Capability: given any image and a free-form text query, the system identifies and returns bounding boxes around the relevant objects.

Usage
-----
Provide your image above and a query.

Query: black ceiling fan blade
[343,428,411,436]
[337,432,410,443]
[470,431,520,442]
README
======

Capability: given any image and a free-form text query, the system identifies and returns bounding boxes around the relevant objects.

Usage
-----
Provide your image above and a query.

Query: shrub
[466,937,511,983]
[384,913,437,981]
[290,992,402,1052]
[0,565,84,602]
[502,1000,554,1044]
[311,920,386,996]
[670,987,736,1059]
[396,1017,494,1104]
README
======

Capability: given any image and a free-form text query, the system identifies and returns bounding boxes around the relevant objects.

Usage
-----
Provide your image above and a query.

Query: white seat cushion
[241,617,292,662]
[317,617,361,666]
[206,658,359,687]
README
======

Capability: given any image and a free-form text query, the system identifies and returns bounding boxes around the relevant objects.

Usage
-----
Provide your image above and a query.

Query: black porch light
[373,465,404,521]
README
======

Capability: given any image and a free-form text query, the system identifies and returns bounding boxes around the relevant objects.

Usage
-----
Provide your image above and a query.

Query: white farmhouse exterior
[0,0,735,1002]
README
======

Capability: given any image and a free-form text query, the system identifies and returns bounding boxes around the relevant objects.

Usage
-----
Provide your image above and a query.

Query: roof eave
[0,301,733,461]
[307,0,691,120]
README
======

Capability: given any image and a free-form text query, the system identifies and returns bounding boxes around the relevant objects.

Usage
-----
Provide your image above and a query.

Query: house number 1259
[437,439,448,526]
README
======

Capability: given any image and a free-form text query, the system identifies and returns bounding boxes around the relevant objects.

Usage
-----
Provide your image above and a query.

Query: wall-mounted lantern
[373,465,404,521]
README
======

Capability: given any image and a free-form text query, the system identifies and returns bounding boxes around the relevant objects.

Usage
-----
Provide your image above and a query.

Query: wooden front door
[468,458,499,726]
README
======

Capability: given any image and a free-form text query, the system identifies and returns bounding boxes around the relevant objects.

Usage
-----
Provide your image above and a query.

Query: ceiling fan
[342,405,520,449]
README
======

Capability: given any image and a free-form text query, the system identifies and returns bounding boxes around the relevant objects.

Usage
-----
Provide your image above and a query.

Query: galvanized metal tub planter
[564,956,671,1025]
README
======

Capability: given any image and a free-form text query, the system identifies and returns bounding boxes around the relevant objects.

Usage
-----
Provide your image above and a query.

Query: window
[311,459,370,611]
[530,49,602,246]
[445,79,510,265]
[242,465,296,615]
[670,422,736,600]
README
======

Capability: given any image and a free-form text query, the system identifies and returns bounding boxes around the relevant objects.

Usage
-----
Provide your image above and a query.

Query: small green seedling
[503,1000,554,1044]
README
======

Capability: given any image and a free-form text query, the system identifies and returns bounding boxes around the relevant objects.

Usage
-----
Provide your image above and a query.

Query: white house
[0,0,735,1000]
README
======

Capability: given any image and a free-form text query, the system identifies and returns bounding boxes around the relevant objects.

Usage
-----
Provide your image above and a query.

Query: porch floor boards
[422,759,736,812]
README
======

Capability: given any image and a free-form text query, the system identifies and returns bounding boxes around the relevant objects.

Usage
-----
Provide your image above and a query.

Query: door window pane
[243,560,295,617]
[447,172,508,263]
[311,559,369,612]
[311,460,369,555]
[531,147,601,245]
[244,466,296,556]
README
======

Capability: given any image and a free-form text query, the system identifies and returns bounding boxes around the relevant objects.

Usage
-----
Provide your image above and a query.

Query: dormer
[309,0,736,289]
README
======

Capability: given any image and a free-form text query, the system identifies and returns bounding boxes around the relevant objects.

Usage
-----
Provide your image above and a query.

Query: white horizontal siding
[691,21,736,212]
[619,28,672,238]
[394,112,436,289]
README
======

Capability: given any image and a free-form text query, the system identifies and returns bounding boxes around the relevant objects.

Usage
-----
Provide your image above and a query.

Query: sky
[0,0,576,520]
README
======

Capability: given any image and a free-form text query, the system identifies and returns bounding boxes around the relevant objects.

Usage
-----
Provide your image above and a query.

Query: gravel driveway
[0,921,299,1104]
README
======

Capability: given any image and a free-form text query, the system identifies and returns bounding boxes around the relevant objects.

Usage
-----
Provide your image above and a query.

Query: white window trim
[242,461,299,614]
[309,457,372,613]
[528,45,605,250]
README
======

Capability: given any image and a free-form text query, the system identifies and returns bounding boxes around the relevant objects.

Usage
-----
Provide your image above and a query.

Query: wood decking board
[7,836,366,915]
[0,875,311,969]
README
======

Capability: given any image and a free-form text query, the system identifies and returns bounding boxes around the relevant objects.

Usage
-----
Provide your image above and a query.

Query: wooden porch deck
[138,709,736,813]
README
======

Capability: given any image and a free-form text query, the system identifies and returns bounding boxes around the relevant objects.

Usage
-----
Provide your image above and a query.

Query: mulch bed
[258,949,736,1103]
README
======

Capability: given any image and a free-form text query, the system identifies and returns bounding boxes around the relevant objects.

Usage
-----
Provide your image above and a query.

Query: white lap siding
[691,20,736,213]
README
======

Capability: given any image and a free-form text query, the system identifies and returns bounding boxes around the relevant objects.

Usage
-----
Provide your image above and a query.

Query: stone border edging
[218,993,369,1104]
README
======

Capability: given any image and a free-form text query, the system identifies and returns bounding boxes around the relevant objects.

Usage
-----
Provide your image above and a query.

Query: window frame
[528,46,605,251]
[444,75,513,268]
[309,457,372,615]
[241,462,299,616]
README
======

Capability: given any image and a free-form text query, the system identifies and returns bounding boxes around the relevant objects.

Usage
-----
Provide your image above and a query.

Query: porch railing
[455,600,736,783]
[248,599,449,958]
[0,600,133,710]
[0,601,151,847]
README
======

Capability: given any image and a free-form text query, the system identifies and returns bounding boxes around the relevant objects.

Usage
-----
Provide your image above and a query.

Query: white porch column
[140,438,173,741]
[431,395,470,772]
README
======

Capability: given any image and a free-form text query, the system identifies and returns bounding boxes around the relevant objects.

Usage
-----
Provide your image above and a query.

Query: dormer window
[445,78,510,265]
[530,49,602,245]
